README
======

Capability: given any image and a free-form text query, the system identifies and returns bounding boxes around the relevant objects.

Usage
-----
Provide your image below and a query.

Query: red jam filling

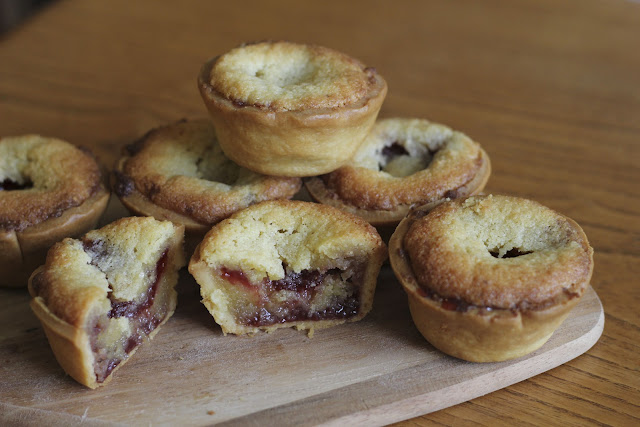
[220,268,251,289]
[112,170,135,197]
[490,248,533,259]
[417,287,472,313]
[86,243,170,383]
[381,142,409,160]
[221,265,362,327]
[416,279,579,314]
[0,178,33,191]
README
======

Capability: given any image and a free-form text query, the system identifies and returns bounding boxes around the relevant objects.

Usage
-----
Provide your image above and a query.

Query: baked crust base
[389,199,593,362]
[27,218,185,388]
[0,187,109,288]
[198,56,387,177]
[29,281,176,388]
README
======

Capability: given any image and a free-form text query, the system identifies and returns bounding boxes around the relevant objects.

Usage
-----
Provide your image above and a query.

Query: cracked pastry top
[28,217,185,388]
[0,135,109,287]
[189,200,387,335]
[198,41,387,177]
[306,118,491,226]
[114,119,301,233]
[207,41,377,112]
[389,195,594,362]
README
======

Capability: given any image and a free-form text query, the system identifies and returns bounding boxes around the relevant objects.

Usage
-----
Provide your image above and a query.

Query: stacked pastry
[188,41,591,364]
[1,40,593,389]
[190,41,390,334]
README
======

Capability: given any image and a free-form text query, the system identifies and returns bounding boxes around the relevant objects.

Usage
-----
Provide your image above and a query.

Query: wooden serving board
[0,200,604,426]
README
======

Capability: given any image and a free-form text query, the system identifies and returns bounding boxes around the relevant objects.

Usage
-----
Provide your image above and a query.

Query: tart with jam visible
[0,135,110,287]
[306,118,491,228]
[389,195,594,362]
[198,41,387,177]
[189,200,387,335]
[28,217,185,388]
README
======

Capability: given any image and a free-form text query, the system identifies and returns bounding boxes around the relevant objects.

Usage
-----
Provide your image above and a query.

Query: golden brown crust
[115,119,301,229]
[28,217,185,388]
[0,135,110,288]
[404,195,592,308]
[189,200,387,335]
[389,195,594,362]
[208,41,375,112]
[198,42,387,177]
[305,118,491,226]
[0,135,103,231]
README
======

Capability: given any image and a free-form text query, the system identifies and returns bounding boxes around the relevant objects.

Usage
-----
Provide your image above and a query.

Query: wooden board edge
[220,287,605,427]
[0,288,604,427]
[328,298,605,426]
[0,402,119,427]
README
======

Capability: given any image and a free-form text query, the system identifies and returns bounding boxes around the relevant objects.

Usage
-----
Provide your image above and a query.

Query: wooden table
[1,0,638,425]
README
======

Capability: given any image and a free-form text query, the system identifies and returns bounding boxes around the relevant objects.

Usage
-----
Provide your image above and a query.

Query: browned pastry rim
[113,119,302,233]
[0,188,109,287]
[0,135,109,287]
[198,41,387,177]
[0,135,104,232]
[305,118,491,226]
[205,41,380,112]
[389,195,594,362]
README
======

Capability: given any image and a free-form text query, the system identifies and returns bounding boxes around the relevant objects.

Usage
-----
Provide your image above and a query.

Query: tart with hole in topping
[389,195,594,362]
[189,200,386,335]
[28,217,185,388]
[0,135,110,287]
[306,118,490,228]
[198,41,387,177]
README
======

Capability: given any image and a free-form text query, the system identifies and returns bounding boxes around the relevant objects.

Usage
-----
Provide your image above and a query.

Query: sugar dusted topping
[208,41,377,112]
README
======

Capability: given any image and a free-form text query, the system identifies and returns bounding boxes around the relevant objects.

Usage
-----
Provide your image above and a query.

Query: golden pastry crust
[0,135,109,287]
[389,195,594,362]
[28,217,185,388]
[306,118,491,226]
[189,200,387,335]
[208,41,375,112]
[198,41,387,177]
[114,119,301,233]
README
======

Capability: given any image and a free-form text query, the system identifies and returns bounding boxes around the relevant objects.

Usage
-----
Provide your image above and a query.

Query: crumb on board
[207,410,216,415]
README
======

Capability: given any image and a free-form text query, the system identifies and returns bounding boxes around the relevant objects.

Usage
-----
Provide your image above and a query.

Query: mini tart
[306,118,491,227]
[0,135,110,287]
[389,195,593,362]
[189,200,387,335]
[198,41,387,177]
[113,119,301,236]
[28,217,185,389]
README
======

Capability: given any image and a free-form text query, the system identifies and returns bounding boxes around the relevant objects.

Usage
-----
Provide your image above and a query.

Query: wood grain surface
[0,0,638,425]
